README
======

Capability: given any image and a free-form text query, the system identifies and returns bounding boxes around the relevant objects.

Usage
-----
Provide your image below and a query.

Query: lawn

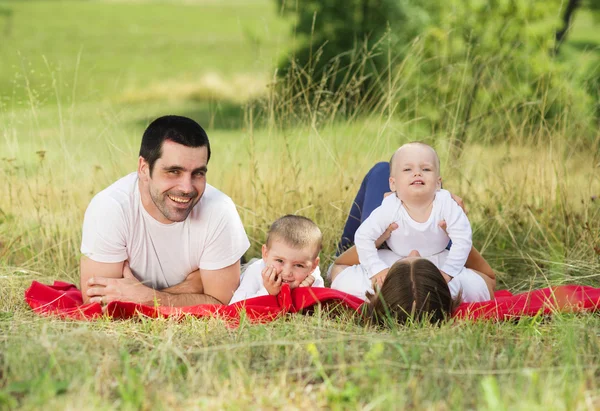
[1,0,600,409]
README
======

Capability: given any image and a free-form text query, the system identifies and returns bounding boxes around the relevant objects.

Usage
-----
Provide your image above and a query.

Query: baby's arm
[228,261,270,304]
[355,198,397,278]
[440,192,472,277]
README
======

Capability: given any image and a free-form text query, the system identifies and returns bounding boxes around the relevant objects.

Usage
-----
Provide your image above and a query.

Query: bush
[275,0,598,146]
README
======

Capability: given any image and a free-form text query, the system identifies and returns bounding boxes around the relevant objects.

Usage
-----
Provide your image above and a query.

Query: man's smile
[167,194,193,204]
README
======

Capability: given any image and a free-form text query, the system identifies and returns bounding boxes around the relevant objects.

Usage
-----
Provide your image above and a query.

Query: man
[80,115,250,306]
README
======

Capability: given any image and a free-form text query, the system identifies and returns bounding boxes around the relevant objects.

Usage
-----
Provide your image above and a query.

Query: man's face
[389,144,441,201]
[138,140,208,224]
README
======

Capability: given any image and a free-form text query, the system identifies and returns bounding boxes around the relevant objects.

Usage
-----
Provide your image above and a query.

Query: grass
[0,0,290,107]
[1,0,600,409]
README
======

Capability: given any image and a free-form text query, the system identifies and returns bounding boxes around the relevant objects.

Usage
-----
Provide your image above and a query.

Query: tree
[275,0,424,110]
[555,0,600,52]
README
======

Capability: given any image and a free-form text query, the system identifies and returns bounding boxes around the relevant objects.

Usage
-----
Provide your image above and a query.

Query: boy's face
[262,240,320,289]
[389,144,441,201]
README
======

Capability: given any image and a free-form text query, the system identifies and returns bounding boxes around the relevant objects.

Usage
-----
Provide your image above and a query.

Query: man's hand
[87,262,155,305]
[261,265,282,296]
[298,275,315,288]
[371,268,389,289]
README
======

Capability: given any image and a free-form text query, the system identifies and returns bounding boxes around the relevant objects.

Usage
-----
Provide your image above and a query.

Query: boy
[332,142,490,302]
[229,215,324,304]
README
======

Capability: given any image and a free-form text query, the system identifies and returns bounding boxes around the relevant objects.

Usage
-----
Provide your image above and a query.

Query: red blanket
[24,281,600,323]
[24,281,365,323]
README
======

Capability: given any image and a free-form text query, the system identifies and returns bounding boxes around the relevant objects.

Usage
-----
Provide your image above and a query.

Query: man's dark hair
[139,115,211,175]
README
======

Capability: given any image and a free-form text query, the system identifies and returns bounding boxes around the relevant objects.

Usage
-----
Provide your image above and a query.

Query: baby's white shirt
[355,189,472,278]
[229,258,325,305]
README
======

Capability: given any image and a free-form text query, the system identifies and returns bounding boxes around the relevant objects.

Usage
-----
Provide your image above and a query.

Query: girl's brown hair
[364,258,460,326]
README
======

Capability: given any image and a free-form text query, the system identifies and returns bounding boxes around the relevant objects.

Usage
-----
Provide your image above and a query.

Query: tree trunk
[555,0,581,52]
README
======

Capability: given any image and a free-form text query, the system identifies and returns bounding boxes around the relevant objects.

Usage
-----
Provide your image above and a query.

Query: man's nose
[408,250,421,257]
[179,175,194,194]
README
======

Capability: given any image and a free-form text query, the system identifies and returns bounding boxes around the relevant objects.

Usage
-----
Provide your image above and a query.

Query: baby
[332,141,489,302]
[229,215,324,304]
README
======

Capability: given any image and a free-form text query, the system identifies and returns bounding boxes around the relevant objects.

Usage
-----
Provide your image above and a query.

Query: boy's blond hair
[266,215,323,258]
[389,141,441,174]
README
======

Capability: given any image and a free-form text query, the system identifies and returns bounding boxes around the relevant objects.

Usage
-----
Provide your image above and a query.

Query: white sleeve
[199,197,251,270]
[440,193,472,277]
[354,196,396,278]
[80,194,128,263]
[229,260,269,304]
[311,266,325,288]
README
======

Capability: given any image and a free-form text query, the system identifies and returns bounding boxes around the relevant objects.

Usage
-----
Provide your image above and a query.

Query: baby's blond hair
[390,141,441,174]
[266,215,323,259]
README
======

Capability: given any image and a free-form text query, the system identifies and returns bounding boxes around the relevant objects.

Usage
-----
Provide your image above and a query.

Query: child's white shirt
[355,189,472,278]
[229,259,325,305]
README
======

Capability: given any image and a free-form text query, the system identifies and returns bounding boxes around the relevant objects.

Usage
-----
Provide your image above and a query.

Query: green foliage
[404,0,595,146]
[277,0,599,144]
[276,0,424,110]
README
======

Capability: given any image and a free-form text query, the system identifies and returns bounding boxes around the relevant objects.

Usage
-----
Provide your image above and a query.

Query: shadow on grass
[134,101,246,132]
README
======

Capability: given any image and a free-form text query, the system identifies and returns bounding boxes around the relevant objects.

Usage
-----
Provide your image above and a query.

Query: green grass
[1,0,600,409]
[0,0,290,107]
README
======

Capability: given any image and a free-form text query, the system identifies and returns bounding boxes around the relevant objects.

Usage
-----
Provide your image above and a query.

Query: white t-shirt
[355,189,472,278]
[81,172,250,289]
[229,259,325,305]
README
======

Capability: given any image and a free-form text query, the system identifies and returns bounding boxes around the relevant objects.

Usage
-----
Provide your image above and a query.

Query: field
[1,0,600,409]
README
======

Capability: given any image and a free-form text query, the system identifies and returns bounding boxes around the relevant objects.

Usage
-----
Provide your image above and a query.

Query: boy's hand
[262,265,282,296]
[298,275,315,288]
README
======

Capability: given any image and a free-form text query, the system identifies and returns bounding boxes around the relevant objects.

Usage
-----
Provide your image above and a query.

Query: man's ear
[261,244,268,261]
[138,156,150,181]
[389,176,396,193]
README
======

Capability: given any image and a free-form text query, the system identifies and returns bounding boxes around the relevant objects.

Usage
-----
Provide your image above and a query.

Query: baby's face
[262,241,319,289]
[389,144,441,201]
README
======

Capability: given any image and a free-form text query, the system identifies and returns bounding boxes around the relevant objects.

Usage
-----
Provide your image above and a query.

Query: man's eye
[194,171,206,177]
[169,170,180,175]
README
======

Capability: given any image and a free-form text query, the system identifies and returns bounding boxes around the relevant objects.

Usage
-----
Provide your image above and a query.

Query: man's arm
[85,260,241,306]
[80,257,124,304]
[160,261,242,306]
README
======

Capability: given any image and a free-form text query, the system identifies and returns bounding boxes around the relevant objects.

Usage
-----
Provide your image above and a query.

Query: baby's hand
[298,275,315,288]
[262,265,282,296]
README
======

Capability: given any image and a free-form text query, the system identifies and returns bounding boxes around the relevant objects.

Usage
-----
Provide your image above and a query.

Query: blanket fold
[25,281,600,323]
